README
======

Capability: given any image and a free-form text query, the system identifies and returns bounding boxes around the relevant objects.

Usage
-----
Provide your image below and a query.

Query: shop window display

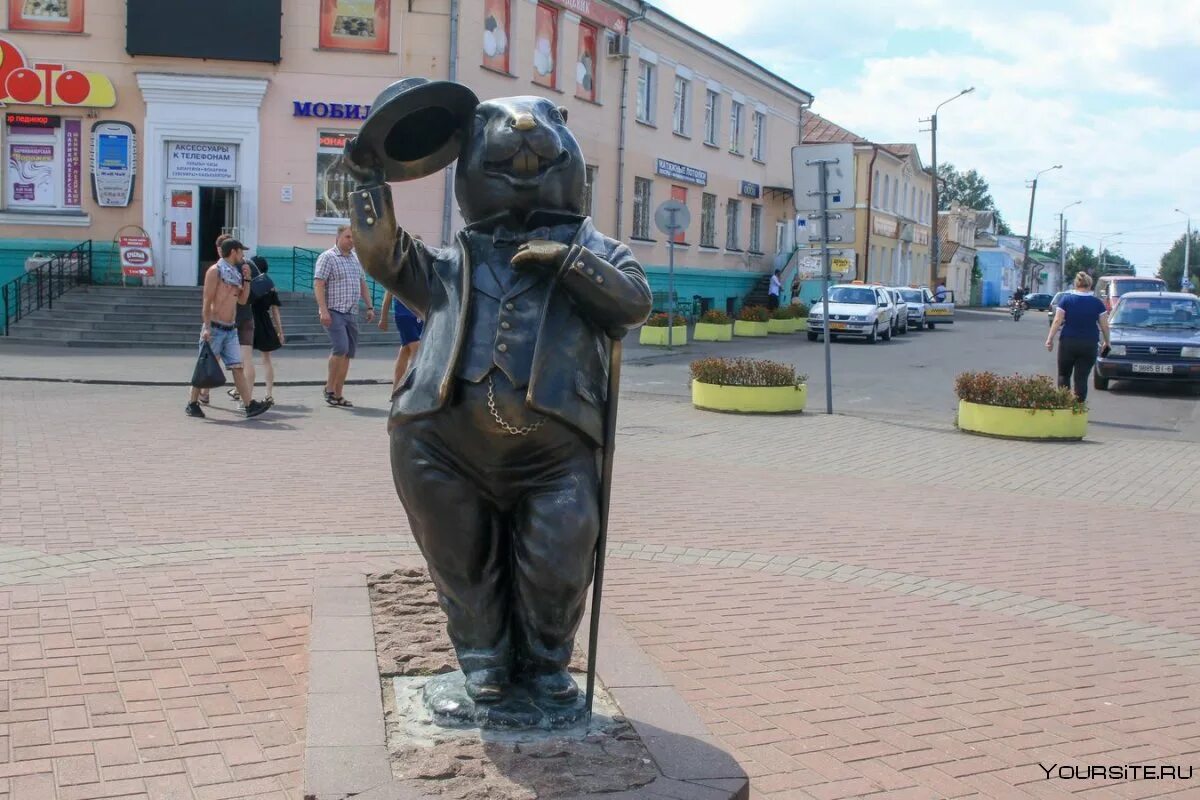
[315,131,354,219]
[319,0,390,53]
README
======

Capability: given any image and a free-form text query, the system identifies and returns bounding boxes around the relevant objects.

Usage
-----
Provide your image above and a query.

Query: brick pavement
[1,379,1199,799]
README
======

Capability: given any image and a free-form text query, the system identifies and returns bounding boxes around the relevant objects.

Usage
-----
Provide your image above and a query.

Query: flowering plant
[954,371,1085,413]
[737,305,770,322]
[770,306,794,320]
[645,312,687,327]
[699,309,731,324]
[690,357,806,387]
[790,301,809,318]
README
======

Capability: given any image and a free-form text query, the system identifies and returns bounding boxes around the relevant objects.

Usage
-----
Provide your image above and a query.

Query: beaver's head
[455,96,586,223]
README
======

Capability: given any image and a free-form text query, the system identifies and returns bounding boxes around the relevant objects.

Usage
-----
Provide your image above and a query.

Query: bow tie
[493,226,552,247]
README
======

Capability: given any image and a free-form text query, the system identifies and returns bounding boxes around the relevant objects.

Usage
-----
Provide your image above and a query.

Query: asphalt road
[622,309,1200,442]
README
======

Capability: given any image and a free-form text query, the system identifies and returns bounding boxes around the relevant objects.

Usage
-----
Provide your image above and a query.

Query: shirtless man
[185,238,271,419]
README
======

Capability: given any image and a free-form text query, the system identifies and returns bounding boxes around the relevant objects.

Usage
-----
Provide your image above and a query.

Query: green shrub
[790,301,809,318]
[770,306,794,320]
[954,371,1085,413]
[645,312,687,327]
[699,309,731,324]
[690,357,807,387]
[737,305,770,322]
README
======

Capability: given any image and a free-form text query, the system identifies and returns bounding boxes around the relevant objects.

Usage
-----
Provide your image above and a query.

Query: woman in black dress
[249,256,284,403]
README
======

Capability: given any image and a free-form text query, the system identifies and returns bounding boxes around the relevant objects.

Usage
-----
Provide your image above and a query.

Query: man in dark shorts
[379,289,423,396]
[314,226,376,406]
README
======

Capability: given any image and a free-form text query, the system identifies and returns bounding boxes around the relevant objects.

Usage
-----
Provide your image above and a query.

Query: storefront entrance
[161,184,242,286]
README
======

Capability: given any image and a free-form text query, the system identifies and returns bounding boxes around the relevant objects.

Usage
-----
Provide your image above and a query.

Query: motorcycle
[1010,299,1025,321]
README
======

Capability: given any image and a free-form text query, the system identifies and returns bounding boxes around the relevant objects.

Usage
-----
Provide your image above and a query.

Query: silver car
[895,287,929,330]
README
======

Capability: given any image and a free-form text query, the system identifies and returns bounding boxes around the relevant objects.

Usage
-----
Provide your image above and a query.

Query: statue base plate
[422,671,589,730]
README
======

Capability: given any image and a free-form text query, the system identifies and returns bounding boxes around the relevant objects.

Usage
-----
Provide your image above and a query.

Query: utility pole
[1020,164,1061,291]
[1057,201,1081,291]
[1177,209,1192,291]
[921,87,973,287]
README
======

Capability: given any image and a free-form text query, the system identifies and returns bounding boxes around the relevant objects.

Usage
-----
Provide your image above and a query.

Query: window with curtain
[729,101,743,153]
[703,90,719,145]
[672,76,690,135]
[701,193,716,247]
[725,199,741,249]
[636,61,655,123]
[633,177,652,239]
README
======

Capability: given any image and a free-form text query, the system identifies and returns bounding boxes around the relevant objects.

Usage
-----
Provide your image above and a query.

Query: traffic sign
[654,199,691,236]
[791,142,855,213]
[796,211,856,246]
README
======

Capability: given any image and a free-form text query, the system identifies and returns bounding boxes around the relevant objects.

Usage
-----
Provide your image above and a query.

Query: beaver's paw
[510,240,569,272]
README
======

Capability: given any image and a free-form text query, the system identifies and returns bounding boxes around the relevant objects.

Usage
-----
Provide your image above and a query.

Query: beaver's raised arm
[349,183,436,317]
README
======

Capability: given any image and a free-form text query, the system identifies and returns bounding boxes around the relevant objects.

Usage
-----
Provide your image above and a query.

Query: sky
[654,0,1200,275]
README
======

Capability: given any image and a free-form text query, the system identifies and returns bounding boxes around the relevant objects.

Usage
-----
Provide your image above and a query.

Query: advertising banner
[119,235,154,278]
[7,143,56,206]
[167,142,237,182]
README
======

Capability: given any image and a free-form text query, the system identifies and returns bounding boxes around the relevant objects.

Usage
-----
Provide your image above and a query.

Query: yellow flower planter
[957,400,1087,441]
[693,322,733,341]
[733,320,769,337]
[768,318,795,334]
[692,381,807,414]
[639,325,688,346]
[794,318,808,331]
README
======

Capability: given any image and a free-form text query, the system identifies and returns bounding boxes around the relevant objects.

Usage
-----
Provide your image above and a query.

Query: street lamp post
[923,87,974,288]
[1096,232,1123,279]
[1020,164,1061,291]
[1058,200,1081,291]
[1176,209,1193,291]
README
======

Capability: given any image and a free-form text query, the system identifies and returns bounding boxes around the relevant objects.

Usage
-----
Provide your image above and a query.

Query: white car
[894,287,929,330]
[886,288,909,335]
[807,284,894,343]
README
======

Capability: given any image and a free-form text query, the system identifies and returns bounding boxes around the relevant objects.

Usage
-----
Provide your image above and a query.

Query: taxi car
[923,287,955,328]
[895,287,930,330]
[807,283,894,343]
[1093,292,1200,390]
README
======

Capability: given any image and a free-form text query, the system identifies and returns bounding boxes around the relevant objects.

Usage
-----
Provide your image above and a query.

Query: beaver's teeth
[513,151,539,176]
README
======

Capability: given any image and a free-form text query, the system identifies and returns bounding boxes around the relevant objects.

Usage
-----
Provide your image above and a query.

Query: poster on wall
[482,0,509,72]
[532,4,557,88]
[319,0,390,53]
[167,142,236,182]
[7,143,58,207]
[91,121,137,207]
[64,119,81,207]
[576,23,597,101]
[8,0,85,34]
[169,190,193,246]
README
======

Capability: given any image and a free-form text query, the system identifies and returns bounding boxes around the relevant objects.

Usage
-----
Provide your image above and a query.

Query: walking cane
[585,337,623,715]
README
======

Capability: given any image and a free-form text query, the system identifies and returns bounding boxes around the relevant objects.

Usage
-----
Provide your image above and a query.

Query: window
[582,165,597,217]
[672,76,690,135]
[729,101,743,153]
[871,245,878,273]
[636,60,655,123]
[315,131,355,219]
[482,0,511,72]
[320,0,391,53]
[883,175,890,213]
[725,199,741,250]
[703,89,719,145]
[749,204,762,252]
[576,22,598,101]
[632,177,652,239]
[872,170,880,208]
[701,192,716,247]
[9,0,84,33]
[4,114,83,213]
[533,3,558,89]
[751,111,766,161]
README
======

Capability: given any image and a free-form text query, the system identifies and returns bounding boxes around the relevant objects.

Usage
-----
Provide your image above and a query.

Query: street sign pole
[814,159,834,415]
[667,208,677,348]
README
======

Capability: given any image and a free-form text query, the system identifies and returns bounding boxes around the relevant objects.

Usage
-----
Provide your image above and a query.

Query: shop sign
[167,142,237,182]
[64,120,81,207]
[319,132,353,149]
[6,113,60,129]
[655,158,707,187]
[557,0,627,33]
[872,215,898,238]
[0,37,117,108]
[119,235,155,278]
[293,101,372,120]
[739,181,760,198]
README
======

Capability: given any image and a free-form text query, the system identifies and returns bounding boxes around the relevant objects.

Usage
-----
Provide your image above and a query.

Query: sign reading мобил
[293,101,371,120]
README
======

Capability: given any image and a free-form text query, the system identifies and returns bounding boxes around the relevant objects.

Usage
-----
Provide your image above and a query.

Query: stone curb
[0,375,386,387]
[303,573,748,800]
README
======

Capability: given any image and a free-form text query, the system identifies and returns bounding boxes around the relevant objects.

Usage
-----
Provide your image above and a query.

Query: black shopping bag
[191,341,227,389]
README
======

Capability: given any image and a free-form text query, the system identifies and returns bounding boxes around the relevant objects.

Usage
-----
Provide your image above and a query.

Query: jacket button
[505,302,515,310]
[365,217,375,225]
[596,275,604,284]
[497,343,508,352]
[586,267,595,275]
[575,260,585,269]
[500,321,511,330]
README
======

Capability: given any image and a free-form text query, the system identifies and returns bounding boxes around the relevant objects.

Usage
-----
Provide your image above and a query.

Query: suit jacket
[350,184,652,447]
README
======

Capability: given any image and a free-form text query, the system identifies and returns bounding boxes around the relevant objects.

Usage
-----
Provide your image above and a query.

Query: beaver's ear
[557,106,569,123]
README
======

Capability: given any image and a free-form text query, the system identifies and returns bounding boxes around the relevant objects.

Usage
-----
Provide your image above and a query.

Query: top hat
[346,77,479,183]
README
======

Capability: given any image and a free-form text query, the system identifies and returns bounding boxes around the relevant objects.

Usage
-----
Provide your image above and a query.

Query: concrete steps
[2,285,399,349]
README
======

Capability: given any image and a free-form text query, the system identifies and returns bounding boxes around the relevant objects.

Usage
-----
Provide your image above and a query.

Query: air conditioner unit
[606,33,630,58]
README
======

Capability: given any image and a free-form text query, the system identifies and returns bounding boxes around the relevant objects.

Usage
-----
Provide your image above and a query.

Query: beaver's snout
[480,115,567,182]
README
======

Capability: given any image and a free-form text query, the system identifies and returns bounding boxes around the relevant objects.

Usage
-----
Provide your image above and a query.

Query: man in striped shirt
[314,226,376,406]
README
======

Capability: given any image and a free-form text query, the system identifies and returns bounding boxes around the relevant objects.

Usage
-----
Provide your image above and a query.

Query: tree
[1063,245,1097,282]
[936,163,1013,234]
[1097,250,1133,275]
[1157,231,1200,290]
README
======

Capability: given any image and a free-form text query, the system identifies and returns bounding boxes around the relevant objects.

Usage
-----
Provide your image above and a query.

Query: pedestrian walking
[249,255,284,404]
[185,239,271,419]
[1046,271,1110,402]
[767,268,782,310]
[379,289,423,396]
[314,226,376,407]
[200,233,235,406]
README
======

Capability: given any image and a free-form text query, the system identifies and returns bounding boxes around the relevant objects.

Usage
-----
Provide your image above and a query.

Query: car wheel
[1093,370,1109,391]
[807,331,817,342]
[883,323,892,341]
[900,318,908,334]
[867,323,878,344]
[927,321,935,330]
[830,334,839,342]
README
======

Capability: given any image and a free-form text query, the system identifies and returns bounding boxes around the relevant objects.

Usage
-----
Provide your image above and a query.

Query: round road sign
[653,199,691,236]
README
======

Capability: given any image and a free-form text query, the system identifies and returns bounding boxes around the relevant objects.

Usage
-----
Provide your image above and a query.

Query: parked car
[1093,292,1200,390]
[1048,291,1066,326]
[1095,275,1167,312]
[885,288,909,335]
[896,287,929,330]
[1025,293,1054,310]
[807,284,894,343]
[921,287,955,328]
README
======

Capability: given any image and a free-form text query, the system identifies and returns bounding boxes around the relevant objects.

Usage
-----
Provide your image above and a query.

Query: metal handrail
[291,245,387,310]
[1,240,93,336]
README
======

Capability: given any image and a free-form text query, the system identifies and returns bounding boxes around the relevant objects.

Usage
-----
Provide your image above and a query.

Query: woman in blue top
[378,289,424,397]
[1045,271,1110,401]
